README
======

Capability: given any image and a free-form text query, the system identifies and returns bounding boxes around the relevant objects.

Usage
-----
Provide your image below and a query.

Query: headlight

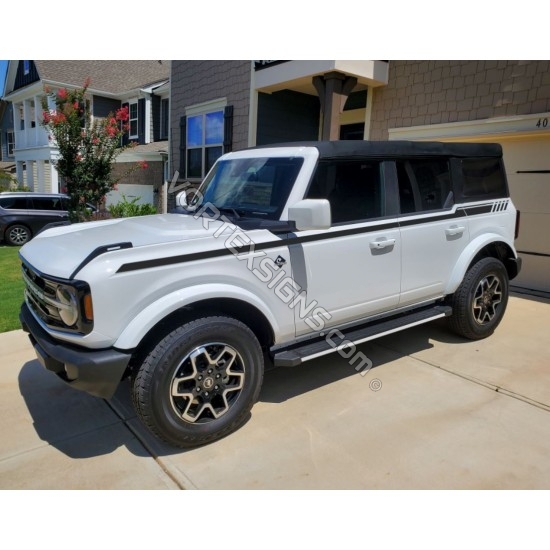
[56,286,79,327]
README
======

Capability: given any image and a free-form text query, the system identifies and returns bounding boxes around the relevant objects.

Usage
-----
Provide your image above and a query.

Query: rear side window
[461,157,507,199]
[396,159,453,214]
[30,197,64,210]
[306,160,385,224]
[0,196,29,209]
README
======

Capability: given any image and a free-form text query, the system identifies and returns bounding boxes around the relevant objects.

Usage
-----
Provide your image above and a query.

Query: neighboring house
[170,60,550,293]
[1,60,170,211]
[0,100,16,176]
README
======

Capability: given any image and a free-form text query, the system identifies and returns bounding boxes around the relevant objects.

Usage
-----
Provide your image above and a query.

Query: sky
[0,60,8,97]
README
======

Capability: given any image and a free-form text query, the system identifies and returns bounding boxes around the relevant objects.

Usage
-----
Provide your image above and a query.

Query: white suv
[19,141,521,447]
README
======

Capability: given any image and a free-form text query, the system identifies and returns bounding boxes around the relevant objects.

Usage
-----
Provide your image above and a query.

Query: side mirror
[176,190,188,207]
[288,199,331,231]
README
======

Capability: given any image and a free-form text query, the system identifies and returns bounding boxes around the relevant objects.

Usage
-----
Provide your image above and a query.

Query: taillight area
[515,210,521,239]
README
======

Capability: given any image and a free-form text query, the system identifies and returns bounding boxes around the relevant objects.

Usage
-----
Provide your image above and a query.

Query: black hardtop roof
[252,140,502,159]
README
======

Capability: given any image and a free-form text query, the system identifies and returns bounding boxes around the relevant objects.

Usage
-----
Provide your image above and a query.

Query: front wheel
[448,257,509,340]
[5,224,31,246]
[132,316,264,448]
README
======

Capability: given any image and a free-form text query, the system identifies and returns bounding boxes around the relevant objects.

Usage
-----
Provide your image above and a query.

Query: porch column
[313,71,357,140]
[36,160,45,193]
[16,161,25,187]
[13,102,22,149]
[34,95,42,146]
[50,162,60,193]
[23,99,32,148]
[26,160,35,191]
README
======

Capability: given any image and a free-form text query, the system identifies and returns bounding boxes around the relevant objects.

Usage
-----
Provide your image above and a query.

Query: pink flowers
[138,160,148,170]
[51,112,67,124]
[115,106,129,122]
[57,88,68,100]
[42,111,51,124]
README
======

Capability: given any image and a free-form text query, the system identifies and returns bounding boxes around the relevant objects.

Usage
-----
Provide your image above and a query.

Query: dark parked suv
[0,192,71,246]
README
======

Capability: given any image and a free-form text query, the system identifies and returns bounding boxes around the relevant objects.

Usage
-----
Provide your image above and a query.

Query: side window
[306,160,384,224]
[396,159,452,213]
[0,196,28,209]
[31,197,63,210]
[461,157,507,199]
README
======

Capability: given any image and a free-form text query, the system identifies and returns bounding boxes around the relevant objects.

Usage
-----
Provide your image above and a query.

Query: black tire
[132,316,264,448]
[448,257,509,340]
[5,224,31,246]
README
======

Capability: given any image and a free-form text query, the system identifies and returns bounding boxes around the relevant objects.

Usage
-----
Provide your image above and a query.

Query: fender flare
[114,283,280,350]
[444,233,516,295]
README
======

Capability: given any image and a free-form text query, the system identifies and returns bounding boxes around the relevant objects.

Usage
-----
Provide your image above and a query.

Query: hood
[19,213,226,279]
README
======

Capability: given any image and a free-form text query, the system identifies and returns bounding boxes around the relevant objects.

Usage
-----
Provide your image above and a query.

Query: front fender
[444,233,517,295]
[113,283,281,350]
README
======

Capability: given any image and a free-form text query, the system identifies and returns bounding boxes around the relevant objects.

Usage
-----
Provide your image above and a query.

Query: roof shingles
[34,60,169,95]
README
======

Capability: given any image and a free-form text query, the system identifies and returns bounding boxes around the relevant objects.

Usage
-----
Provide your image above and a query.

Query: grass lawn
[0,246,24,333]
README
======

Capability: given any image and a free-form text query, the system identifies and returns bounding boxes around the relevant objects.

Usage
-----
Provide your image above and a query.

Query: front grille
[22,263,67,331]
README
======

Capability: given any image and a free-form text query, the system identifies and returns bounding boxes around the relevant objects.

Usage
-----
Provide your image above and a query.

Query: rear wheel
[132,316,264,448]
[448,257,509,340]
[5,224,31,246]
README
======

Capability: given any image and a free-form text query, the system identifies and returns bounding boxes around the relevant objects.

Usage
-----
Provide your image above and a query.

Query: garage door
[501,137,550,293]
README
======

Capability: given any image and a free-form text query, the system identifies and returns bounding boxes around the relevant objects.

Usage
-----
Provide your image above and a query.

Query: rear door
[395,157,471,306]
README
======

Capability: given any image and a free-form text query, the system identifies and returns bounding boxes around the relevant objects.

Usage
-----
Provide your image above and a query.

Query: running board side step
[273,305,452,367]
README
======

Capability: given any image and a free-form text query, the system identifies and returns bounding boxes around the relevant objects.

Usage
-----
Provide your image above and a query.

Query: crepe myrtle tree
[41,78,148,221]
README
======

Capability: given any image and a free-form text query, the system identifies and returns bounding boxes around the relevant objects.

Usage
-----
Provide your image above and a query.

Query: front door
[293,159,401,336]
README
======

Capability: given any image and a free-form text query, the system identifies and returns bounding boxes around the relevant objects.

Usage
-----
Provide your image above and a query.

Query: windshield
[192,156,304,219]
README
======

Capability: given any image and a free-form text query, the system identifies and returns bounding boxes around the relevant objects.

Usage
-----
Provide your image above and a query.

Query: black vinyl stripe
[116,203,498,273]
[517,251,550,258]
[462,204,493,215]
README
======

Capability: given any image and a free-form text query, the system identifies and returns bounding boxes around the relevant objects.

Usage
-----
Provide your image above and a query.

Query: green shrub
[0,171,23,192]
[108,194,157,218]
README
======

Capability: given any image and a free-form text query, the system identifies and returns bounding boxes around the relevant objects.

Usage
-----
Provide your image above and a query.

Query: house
[1,60,170,211]
[169,60,550,294]
[0,99,16,182]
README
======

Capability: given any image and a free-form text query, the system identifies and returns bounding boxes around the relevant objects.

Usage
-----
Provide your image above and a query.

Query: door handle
[445,225,465,236]
[370,238,396,250]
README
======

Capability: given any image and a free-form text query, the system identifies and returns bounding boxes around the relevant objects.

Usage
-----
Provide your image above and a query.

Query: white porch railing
[14,127,51,150]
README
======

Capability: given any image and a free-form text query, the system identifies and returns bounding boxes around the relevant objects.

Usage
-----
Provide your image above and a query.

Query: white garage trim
[388,112,550,142]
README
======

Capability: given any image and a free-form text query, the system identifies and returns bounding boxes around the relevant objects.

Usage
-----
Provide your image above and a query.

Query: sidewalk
[1,293,549,489]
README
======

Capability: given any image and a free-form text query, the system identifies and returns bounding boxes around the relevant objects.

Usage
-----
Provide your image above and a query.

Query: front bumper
[20,302,131,399]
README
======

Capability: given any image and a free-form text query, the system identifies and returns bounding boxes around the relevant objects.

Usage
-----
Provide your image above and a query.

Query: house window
[23,61,30,75]
[129,102,138,138]
[160,98,169,140]
[7,131,15,156]
[186,110,224,179]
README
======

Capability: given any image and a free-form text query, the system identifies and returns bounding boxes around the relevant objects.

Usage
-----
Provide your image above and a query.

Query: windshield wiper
[215,206,253,219]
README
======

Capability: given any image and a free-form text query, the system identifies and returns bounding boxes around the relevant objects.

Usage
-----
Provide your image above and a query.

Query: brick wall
[170,60,251,179]
[370,61,550,140]
[111,161,164,211]
[112,161,163,186]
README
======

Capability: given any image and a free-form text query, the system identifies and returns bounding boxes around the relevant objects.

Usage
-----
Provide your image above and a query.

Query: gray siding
[0,103,14,160]
[92,95,121,118]
[256,90,320,145]
[170,60,251,181]
[370,61,550,140]
[14,61,40,91]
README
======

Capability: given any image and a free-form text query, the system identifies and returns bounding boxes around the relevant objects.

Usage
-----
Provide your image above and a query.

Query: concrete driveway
[1,293,549,489]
